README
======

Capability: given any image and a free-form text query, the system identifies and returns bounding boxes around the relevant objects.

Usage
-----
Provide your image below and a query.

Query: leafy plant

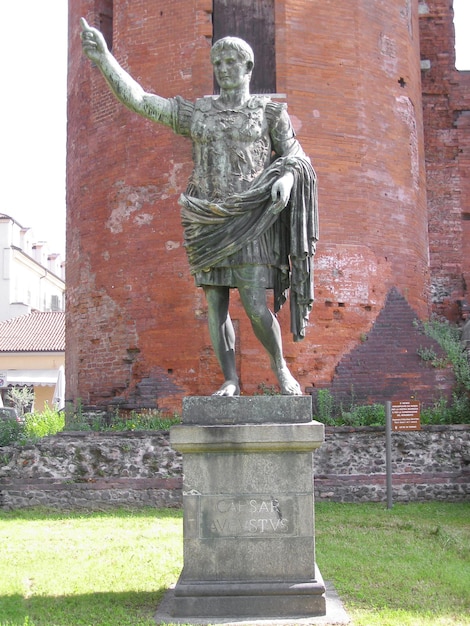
[314,388,336,424]
[255,382,280,395]
[417,346,448,368]
[0,405,66,447]
[416,317,470,394]
[340,403,386,427]
[24,404,65,439]
[64,407,180,432]
[6,386,34,416]
[420,394,470,425]
[313,387,386,426]
[0,419,25,447]
[107,410,180,431]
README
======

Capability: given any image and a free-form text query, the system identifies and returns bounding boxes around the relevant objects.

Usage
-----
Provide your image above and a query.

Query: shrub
[340,403,386,427]
[0,405,65,446]
[421,394,470,425]
[315,388,336,424]
[313,389,470,426]
[313,390,386,427]
[0,418,25,447]
[64,406,180,432]
[24,404,65,439]
[107,410,180,431]
[416,317,470,394]
[6,386,35,416]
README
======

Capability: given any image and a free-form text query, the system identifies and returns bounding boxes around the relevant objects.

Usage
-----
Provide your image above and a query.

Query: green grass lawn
[0,502,468,626]
[315,502,470,626]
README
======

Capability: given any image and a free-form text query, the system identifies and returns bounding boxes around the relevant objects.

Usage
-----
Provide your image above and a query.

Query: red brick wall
[419,0,470,320]
[315,288,455,408]
[67,0,210,412]
[66,0,467,412]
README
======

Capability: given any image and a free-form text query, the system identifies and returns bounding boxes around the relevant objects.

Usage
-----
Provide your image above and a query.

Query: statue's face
[212,50,251,90]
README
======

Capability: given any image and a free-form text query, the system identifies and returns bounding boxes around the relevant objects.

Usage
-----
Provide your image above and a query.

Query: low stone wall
[0,432,182,510]
[314,424,470,503]
[0,425,468,509]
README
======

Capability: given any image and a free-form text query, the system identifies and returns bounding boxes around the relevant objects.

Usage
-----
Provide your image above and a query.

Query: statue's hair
[210,37,254,67]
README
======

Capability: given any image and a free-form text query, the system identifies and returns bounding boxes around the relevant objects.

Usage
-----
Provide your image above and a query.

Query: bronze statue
[81,19,318,396]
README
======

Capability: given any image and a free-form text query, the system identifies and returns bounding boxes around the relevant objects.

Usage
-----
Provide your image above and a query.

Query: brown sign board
[391,401,421,431]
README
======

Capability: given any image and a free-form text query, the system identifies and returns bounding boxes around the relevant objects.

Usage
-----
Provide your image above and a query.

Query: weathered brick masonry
[66,1,469,412]
[419,0,470,320]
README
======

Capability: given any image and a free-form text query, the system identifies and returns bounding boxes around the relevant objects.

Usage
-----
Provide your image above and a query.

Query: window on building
[212,0,276,93]
[51,295,60,311]
[97,0,113,50]
[454,0,470,70]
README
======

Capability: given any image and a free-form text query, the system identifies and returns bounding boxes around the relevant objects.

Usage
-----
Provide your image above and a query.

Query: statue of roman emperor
[81,19,318,396]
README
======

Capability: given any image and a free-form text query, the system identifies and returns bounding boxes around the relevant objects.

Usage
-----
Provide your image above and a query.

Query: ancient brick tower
[66,0,469,413]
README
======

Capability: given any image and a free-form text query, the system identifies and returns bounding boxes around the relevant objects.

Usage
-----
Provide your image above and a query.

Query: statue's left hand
[271,172,294,213]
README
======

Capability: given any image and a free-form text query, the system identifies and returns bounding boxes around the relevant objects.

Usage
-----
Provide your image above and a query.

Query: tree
[7,386,35,416]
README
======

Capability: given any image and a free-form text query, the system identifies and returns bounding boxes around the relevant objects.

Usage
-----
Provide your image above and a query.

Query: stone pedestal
[169,396,326,621]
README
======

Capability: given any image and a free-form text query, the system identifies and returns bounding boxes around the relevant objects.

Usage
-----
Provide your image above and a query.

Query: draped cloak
[169,95,318,342]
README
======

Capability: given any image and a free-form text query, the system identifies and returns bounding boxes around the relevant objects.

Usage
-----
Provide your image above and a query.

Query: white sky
[0,2,468,261]
[454,0,470,70]
[0,1,68,258]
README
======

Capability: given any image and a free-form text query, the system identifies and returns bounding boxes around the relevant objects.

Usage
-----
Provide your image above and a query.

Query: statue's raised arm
[80,17,172,125]
[79,27,318,397]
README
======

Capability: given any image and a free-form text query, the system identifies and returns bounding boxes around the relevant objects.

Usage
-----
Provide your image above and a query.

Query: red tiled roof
[0,311,65,352]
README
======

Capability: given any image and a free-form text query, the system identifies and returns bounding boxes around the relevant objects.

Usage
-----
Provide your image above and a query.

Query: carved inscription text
[200,496,297,538]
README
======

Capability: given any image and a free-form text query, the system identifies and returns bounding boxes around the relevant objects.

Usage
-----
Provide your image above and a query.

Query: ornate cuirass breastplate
[189,96,272,200]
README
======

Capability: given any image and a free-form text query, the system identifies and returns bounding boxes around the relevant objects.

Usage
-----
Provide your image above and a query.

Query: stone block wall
[0,425,468,509]
[0,432,182,510]
[314,424,469,503]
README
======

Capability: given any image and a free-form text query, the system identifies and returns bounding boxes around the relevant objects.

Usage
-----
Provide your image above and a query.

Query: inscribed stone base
[168,396,326,620]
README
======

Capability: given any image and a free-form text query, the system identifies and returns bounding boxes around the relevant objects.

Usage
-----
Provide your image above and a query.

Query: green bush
[416,317,470,394]
[340,403,386,427]
[315,388,336,424]
[0,418,25,447]
[313,388,470,426]
[6,386,35,416]
[0,406,65,446]
[314,390,386,426]
[65,406,180,432]
[106,410,180,431]
[24,405,65,439]
[421,394,470,425]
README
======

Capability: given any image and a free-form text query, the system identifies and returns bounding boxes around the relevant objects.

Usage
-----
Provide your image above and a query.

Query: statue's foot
[274,364,302,395]
[212,380,240,397]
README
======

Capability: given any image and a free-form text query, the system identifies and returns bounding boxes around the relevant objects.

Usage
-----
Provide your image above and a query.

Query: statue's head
[210,37,254,73]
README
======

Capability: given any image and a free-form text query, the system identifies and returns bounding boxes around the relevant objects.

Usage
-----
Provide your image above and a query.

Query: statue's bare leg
[204,285,240,396]
[237,283,302,395]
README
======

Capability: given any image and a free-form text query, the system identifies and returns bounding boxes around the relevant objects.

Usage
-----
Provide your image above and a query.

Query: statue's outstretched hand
[80,17,108,62]
[271,171,294,214]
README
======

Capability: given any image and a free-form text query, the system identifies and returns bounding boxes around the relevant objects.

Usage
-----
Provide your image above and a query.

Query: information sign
[391,400,421,431]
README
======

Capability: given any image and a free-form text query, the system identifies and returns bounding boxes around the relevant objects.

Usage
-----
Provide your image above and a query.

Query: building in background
[0,214,65,411]
[0,311,65,411]
[0,214,65,322]
[66,0,469,413]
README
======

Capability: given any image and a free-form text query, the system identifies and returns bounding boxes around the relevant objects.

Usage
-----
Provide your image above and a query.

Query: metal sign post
[385,400,421,509]
[385,401,393,509]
